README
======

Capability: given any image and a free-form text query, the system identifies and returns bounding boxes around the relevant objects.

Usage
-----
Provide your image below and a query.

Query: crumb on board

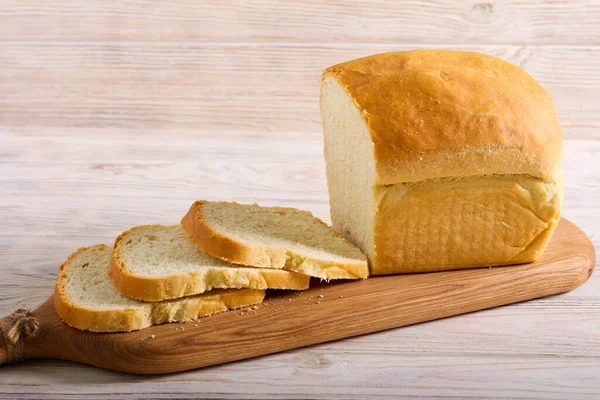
[340,295,344,298]
[150,334,156,339]
[318,294,324,298]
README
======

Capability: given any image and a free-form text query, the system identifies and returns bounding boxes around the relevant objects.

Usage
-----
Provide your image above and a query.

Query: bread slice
[54,244,265,332]
[109,225,310,301]
[181,201,369,280]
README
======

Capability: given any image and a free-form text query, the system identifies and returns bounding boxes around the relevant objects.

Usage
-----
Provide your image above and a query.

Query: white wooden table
[1,1,599,398]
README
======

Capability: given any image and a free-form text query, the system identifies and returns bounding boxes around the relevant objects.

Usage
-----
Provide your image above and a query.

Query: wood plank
[0,219,593,374]
[1,44,598,139]
[0,130,598,244]
[1,353,599,399]
[0,0,598,45]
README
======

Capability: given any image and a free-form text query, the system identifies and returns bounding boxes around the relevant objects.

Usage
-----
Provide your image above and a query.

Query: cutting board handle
[0,308,40,366]
[0,335,7,365]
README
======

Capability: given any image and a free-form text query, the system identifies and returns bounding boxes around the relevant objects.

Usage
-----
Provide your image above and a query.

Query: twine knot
[1,308,39,364]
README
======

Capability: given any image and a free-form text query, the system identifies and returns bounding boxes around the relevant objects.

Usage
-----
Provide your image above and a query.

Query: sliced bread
[54,244,265,332]
[181,201,369,280]
[109,225,310,301]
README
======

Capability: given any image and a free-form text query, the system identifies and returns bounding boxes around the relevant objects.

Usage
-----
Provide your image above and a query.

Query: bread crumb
[318,294,324,298]
[339,295,344,298]
[150,334,155,339]
[194,324,198,327]
[251,305,258,310]
[288,299,292,302]
[317,301,321,304]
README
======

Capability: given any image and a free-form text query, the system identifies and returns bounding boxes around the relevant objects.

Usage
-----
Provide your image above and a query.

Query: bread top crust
[322,50,562,184]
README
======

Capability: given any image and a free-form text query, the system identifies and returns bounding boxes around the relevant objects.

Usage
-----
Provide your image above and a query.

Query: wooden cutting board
[0,219,595,374]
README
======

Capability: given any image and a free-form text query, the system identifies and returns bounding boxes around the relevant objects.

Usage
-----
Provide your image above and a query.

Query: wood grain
[1,44,599,139]
[1,130,598,241]
[0,0,598,45]
[0,219,594,375]
[1,0,599,397]
[1,129,599,396]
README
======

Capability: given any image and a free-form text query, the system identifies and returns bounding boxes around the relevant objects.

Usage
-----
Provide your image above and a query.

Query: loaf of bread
[181,200,369,279]
[320,50,563,274]
[109,224,310,301]
[54,244,265,332]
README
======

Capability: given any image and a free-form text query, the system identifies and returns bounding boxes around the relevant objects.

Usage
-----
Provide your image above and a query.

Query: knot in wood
[470,3,496,24]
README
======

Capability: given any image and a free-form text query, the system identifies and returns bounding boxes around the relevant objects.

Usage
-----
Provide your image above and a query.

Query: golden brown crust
[149,288,266,325]
[369,175,562,274]
[323,50,562,184]
[181,201,254,266]
[181,201,369,280]
[54,245,266,332]
[109,225,172,302]
[110,224,310,301]
[54,245,151,332]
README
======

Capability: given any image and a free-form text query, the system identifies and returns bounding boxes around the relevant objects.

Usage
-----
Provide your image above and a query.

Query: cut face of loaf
[109,225,310,301]
[181,200,369,279]
[54,245,266,332]
[321,50,563,274]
